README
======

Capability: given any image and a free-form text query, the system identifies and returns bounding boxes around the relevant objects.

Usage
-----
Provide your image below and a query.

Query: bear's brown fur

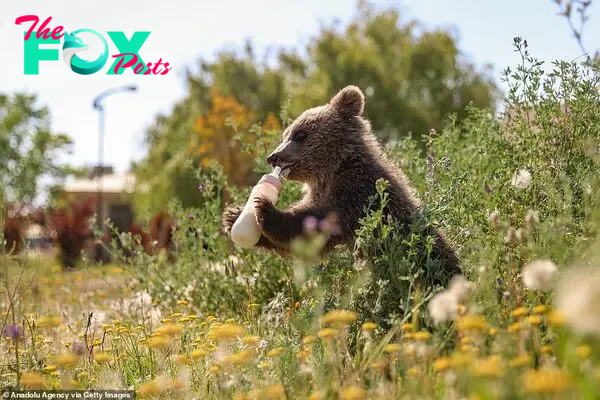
[222,85,460,281]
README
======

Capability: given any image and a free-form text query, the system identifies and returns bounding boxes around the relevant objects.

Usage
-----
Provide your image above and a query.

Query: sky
[1,0,599,185]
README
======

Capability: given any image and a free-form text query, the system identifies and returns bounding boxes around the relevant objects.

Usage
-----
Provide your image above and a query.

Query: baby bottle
[230,166,283,248]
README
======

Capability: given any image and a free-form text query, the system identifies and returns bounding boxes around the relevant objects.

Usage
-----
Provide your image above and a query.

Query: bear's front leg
[253,197,342,252]
[221,204,282,251]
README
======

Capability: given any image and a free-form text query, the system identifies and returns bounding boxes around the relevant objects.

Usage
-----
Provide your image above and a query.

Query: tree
[134,1,499,212]
[0,92,74,207]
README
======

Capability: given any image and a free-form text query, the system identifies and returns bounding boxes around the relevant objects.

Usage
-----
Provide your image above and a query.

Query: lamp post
[92,85,137,262]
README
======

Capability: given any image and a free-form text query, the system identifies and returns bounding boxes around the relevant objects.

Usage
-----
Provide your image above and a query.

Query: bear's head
[266,85,369,183]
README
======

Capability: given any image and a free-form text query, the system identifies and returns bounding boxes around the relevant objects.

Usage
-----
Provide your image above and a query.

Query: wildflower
[525,209,539,228]
[511,307,528,318]
[548,310,566,326]
[508,322,525,333]
[555,266,600,335]
[450,352,473,368]
[576,344,592,359]
[297,349,311,361]
[540,345,552,354]
[148,335,170,348]
[400,323,414,331]
[224,318,236,324]
[267,347,284,358]
[94,352,112,364]
[361,322,377,332]
[21,371,45,389]
[303,216,318,233]
[523,369,572,394]
[320,310,357,326]
[526,315,543,326]
[413,331,432,341]
[533,305,549,314]
[456,315,487,332]
[407,367,419,376]
[471,356,504,378]
[511,168,532,189]
[340,386,367,400]
[448,275,473,301]
[384,343,401,353]
[433,357,452,372]
[55,353,78,368]
[504,226,520,245]
[308,391,325,400]
[209,324,245,341]
[223,349,257,367]
[263,384,285,399]
[175,354,188,365]
[522,260,557,291]
[4,324,22,339]
[242,335,260,346]
[488,328,498,336]
[138,381,159,396]
[208,365,221,374]
[191,349,206,359]
[370,359,387,371]
[317,328,339,340]
[509,354,532,368]
[39,359,58,370]
[428,291,459,324]
[302,335,317,345]
[488,210,500,229]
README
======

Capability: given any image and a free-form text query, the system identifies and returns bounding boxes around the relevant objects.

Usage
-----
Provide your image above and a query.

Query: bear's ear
[330,85,365,117]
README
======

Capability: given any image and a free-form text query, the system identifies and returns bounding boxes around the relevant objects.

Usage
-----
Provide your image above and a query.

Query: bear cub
[222,85,461,282]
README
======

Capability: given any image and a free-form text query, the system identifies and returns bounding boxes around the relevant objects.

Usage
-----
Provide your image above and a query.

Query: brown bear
[222,85,460,282]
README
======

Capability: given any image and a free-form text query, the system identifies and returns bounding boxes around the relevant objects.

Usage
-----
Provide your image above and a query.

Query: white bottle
[230,167,283,248]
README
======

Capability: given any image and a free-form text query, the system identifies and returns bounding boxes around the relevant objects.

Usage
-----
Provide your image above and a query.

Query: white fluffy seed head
[522,259,558,291]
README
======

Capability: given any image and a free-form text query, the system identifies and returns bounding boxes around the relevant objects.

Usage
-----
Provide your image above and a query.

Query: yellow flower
[413,331,432,341]
[171,312,183,318]
[297,349,311,362]
[247,303,260,310]
[302,335,317,345]
[208,365,221,374]
[548,310,566,326]
[317,328,339,340]
[55,354,78,368]
[43,365,57,373]
[242,335,260,346]
[209,324,245,340]
[176,299,188,305]
[94,352,112,364]
[433,357,451,372]
[340,386,367,400]
[523,369,572,393]
[401,323,414,331]
[160,318,173,324]
[148,335,170,348]
[224,318,236,324]
[488,328,498,336]
[509,354,532,368]
[533,305,549,314]
[155,323,184,336]
[403,332,414,340]
[361,322,377,331]
[471,356,504,378]
[21,371,45,389]
[576,344,592,359]
[320,310,357,326]
[511,307,528,318]
[267,347,285,358]
[138,381,159,396]
[540,345,552,354]
[207,315,218,322]
[191,349,207,359]
[526,315,543,326]
[263,384,285,399]
[308,390,325,400]
[460,337,472,346]
[457,315,487,331]
[175,354,188,365]
[384,343,401,353]
[508,322,525,333]
[223,349,257,367]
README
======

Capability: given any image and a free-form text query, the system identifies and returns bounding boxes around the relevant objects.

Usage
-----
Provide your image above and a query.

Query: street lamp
[92,85,137,262]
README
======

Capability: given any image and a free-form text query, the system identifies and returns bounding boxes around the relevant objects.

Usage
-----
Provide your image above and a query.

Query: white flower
[428,290,459,324]
[522,259,557,291]
[511,168,532,189]
[555,266,600,336]
[448,275,473,301]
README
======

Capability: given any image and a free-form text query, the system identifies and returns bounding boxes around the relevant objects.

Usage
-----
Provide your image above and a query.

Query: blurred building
[62,165,136,239]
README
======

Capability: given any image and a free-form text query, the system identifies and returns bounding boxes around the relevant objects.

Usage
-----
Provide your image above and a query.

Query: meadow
[2,41,600,399]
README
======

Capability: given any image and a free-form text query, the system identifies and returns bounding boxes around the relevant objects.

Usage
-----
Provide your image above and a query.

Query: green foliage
[0,93,74,206]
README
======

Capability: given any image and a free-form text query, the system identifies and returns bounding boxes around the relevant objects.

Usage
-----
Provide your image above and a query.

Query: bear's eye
[293,130,307,142]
